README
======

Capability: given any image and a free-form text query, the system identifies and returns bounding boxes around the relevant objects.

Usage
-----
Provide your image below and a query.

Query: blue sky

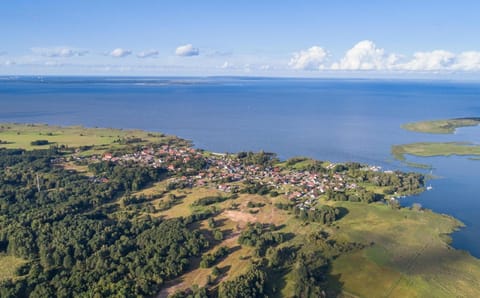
[1,0,480,77]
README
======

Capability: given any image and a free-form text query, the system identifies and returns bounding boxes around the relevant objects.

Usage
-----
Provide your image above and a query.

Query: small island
[393,117,480,167]
[1,123,480,297]
[392,141,480,161]
[402,117,480,134]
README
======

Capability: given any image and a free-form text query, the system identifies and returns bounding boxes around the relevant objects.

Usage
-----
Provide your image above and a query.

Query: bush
[30,140,49,146]
[192,196,228,206]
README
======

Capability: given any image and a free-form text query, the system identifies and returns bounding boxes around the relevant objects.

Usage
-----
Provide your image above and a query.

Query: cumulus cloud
[452,51,480,71]
[175,44,199,57]
[400,50,455,71]
[289,46,328,70]
[109,48,132,58]
[289,40,480,73]
[331,40,398,70]
[32,47,88,58]
[137,50,159,58]
[398,50,480,72]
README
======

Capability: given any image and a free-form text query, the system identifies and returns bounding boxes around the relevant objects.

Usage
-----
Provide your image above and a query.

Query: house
[102,153,113,160]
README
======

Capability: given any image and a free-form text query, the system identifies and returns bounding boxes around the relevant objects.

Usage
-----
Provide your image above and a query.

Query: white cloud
[110,48,132,58]
[4,60,15,66]
[0,51,6,56]
[175,44,199,57]
[289,41,480,73]
[137,50,159,58]
[289,46,328,70]
[451,51,480,71]
[400,50,455,71]
[32,47,88,58]
[397,50,480,71]
[331,40,398,70]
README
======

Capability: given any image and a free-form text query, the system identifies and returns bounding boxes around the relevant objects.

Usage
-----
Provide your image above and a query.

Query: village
[61,143,395,211]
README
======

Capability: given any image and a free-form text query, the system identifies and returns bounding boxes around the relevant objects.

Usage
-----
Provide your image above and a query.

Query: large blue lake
[1,76,479,256]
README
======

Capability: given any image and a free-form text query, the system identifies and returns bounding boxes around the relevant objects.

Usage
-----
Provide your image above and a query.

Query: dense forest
[0,148,211,297]
[0,141,426,297]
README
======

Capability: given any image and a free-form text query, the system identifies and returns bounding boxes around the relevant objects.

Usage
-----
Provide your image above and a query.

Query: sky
[1,0,480,78]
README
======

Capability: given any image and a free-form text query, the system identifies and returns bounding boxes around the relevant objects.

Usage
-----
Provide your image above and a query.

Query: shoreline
[0,122,471,252]
[2,122,480,296]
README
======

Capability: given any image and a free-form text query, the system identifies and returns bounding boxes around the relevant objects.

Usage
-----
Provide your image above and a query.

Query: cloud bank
[292,40,480,72]
[32,47,88,58]
[6,41,480,75]
[137,50,159,58]
[175,44,199,57]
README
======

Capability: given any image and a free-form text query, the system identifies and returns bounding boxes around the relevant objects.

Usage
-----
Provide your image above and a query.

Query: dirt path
[157,227,243,298]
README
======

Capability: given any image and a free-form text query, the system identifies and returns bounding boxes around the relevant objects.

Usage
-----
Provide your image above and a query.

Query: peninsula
[1,123,480,298]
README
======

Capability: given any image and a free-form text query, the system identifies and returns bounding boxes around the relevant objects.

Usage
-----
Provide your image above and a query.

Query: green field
[327,201,480,298]
[402,117,480,134]
[0,123,183,154]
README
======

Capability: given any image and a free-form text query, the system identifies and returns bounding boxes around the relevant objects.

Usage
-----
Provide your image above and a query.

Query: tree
[208,218,216,228]
[213,229,223,241]
[218,266,266,297]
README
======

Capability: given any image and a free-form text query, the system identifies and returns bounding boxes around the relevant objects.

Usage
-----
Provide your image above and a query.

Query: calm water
[1,76,479,256]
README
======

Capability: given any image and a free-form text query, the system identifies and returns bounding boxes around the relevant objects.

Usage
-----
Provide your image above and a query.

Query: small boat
[426,185,433,191]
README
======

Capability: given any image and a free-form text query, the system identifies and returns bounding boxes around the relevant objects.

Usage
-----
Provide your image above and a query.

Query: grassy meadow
[120,181,480,297]
[0,123,181,154]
